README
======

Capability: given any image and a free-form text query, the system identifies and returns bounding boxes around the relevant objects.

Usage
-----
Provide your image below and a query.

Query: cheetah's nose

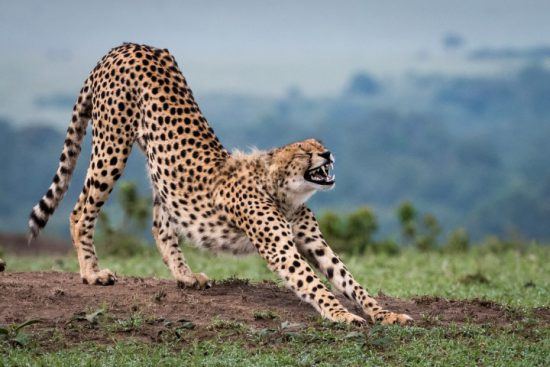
[319,151,333,163]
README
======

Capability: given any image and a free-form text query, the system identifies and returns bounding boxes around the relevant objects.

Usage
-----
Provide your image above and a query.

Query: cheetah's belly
[175,212,255,255]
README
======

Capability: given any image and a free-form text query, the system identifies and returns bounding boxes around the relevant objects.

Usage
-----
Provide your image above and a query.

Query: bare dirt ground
[1,272,548,348]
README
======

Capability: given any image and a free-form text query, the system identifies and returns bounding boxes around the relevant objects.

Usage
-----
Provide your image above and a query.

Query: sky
[1,0,550,124]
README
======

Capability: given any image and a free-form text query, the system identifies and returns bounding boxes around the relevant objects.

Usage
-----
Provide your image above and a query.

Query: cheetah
[29,43,412,325]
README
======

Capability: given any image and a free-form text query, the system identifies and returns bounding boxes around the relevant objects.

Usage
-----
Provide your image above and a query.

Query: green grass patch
[1,323,548,367]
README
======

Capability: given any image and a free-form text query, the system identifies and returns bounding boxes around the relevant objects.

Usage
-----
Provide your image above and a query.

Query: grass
[1,323,548,366]
[5,245,549,307]
[1,245,549,366]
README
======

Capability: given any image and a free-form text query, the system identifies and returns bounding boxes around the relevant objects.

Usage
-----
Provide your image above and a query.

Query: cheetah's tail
[28,77,93,242]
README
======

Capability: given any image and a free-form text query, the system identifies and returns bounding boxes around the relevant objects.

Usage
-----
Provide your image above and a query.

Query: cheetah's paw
[177,272,212,290]
[377,312,413,326]
[82,268,117,286]
[331,311,367,326]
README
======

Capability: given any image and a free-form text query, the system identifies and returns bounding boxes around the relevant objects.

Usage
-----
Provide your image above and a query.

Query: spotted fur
[28,43,412,325]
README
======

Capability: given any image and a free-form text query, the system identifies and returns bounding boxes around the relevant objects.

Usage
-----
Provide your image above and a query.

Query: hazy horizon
[1,0,550,126]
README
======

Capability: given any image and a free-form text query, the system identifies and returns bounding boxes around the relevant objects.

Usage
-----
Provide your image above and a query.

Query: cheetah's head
[268,139,335,206]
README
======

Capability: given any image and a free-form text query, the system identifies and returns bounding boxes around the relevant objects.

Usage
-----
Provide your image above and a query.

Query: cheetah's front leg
[238,204,365,325]
[292,207,413,325]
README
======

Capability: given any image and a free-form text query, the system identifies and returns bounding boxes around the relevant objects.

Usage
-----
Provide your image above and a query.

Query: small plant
[216,277,250,287]
[0,320,41,347]
[253,310,279,320]
[279,321,305,330]
[112,313,144,332]
[153,289,167,303]
[208,318,247,332]
[365,325,395,351]
[69,307,107,326]
[160,318,196,341]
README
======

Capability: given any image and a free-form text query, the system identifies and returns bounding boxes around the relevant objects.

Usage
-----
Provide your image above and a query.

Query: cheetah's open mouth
[305,162,335,186]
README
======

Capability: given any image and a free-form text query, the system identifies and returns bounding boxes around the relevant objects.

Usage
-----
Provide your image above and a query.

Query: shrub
[95,181,152,257]
[318,206,392,255]
[318,210,347,250]
[443,228,470,253]
[346,207,379,254]
[415,213,441,251]
[397,201,441,251]
[397,201,417,245]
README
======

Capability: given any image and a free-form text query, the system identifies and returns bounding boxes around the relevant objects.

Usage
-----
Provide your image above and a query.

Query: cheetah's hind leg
[151,198,211,289]
[70,125,133,286]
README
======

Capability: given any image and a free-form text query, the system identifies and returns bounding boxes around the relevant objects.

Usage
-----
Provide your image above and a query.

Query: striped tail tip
[28,207,47,243]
